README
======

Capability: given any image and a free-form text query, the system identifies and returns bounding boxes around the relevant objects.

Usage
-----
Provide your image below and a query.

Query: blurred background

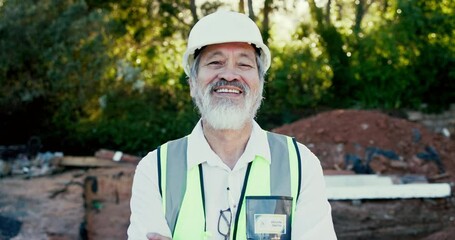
[1,0,453,156]
[1,1,455,239]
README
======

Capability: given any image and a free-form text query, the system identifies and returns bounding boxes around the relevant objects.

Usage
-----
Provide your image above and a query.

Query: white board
[324,175,452,200]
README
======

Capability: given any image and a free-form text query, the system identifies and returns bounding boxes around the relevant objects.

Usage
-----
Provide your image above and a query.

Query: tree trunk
[239,0,245,13]
[383,0,389,13]
[325,0,332,24]
[248,0,256,21]
[262,0,272,44]
[354,0,365,34]
[354,0,372,34]
[190,0,198,25]
[307,0,353,103]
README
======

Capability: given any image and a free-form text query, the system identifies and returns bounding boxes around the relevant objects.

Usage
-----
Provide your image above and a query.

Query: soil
[273,109,455,240]
[0,170,86,240]
[1,109,454,239]
[274,109,455,182]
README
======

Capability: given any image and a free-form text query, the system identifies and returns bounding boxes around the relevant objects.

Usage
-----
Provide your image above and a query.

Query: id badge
[246,196,292,240]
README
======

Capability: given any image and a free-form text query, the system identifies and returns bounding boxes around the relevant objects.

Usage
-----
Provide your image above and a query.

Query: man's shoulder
[164,136,189,145]
[265,130,292,138]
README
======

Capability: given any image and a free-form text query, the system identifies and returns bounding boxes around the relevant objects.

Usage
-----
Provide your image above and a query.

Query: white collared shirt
[128,120,337,240]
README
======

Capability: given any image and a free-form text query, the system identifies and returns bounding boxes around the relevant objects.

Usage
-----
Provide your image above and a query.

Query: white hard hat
[182,10,271,76]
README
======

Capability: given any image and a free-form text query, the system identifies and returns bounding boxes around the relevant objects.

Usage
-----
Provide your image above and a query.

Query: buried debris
[0,144,141,178]
[94,149,141,164]
[58,149,141,167]
[0,215,22,239]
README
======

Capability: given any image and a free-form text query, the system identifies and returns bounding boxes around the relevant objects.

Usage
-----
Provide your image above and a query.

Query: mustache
[209,79,248,93]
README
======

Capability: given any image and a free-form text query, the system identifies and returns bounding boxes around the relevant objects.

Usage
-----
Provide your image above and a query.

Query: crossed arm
[146,233,171,240]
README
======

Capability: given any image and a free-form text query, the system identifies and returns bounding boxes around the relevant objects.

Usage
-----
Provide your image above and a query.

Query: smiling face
[190,42,264,130]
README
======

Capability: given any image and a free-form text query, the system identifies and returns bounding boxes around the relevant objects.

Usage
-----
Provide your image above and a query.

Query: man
[128,10,337,240]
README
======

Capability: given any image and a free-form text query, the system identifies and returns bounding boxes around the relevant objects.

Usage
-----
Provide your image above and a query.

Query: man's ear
[188,78,196,98]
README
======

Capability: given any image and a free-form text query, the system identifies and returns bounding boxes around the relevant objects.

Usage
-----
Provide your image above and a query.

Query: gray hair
[188,51,266,84]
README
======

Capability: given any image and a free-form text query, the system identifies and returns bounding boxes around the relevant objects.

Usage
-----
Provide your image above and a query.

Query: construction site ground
[1,109,454,240]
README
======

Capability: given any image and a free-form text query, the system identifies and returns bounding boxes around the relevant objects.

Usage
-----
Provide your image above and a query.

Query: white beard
[193,80,263,130]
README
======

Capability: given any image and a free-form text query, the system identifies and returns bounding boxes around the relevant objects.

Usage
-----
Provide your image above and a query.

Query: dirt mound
[273,109,455,239]
[273,109,455,182]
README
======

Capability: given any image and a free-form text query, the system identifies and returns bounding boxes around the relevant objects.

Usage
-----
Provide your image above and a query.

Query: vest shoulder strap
[267,131,302,200]
[158,136,188,234]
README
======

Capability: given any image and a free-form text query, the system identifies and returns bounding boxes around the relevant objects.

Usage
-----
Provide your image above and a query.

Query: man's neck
[202,120,253,169]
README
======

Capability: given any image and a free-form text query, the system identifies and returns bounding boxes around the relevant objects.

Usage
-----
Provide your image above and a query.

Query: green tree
[298,0,454,110]
[0,0,112,149]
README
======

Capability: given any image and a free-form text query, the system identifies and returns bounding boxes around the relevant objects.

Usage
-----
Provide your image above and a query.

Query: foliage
[348,0,455,110]
[0,0,112,150]
[74,81,198,155]
[0,0,453,154]
[260,41,332,126]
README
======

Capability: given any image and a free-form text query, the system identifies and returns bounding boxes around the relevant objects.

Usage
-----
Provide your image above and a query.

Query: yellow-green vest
[157,132,301,240]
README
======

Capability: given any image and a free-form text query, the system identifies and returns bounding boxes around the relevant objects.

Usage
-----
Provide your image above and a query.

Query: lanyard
[199,161,254,240]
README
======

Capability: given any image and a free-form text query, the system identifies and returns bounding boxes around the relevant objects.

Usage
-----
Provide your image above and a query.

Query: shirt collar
[187,119,271,171]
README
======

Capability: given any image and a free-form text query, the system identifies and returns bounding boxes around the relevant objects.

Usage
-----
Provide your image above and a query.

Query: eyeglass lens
[218,208,232,240]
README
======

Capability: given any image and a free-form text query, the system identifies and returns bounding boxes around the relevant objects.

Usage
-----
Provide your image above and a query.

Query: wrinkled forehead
[198,42,258,60]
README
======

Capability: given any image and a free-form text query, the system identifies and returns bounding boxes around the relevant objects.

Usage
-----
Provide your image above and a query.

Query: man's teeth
[215,88,240,94]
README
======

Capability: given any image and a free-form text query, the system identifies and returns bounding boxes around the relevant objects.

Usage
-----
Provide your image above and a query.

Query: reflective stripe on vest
[158,131,301,239]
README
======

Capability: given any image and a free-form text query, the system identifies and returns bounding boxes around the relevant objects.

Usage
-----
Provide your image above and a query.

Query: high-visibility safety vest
[156,132,302,240]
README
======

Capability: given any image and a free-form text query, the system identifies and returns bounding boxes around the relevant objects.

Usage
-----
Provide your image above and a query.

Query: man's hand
[146,232,172,240]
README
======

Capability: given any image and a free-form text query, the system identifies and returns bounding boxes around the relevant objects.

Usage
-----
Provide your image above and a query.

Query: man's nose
[217,67,240,82]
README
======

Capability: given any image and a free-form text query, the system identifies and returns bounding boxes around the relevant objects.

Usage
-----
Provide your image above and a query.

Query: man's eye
[208,61,222,65]
[239,63,253,68]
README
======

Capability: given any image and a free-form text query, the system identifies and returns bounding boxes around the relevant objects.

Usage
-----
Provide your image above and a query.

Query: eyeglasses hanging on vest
[218,208,232,239]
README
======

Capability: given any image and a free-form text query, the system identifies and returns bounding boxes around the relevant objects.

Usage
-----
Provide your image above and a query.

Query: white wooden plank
[325,175,394,187]
[324,175,451,200]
